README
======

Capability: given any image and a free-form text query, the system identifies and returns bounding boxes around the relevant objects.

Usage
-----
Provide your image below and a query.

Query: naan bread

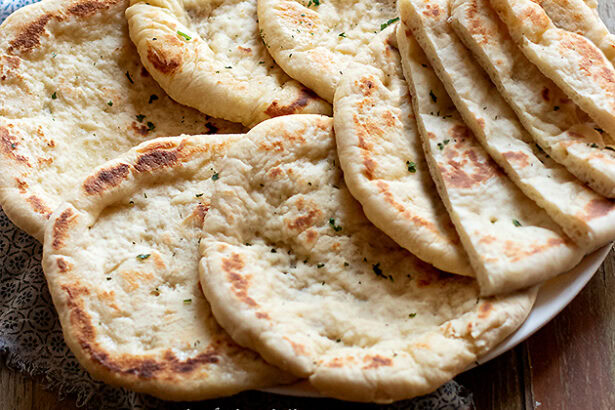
[451,0,615,201]
[0,0,243,241]
[257,0,397,102]
[199,114,537,402]
[450,0,615,248]
[126,0,331,127]
[539,0,615,67]
[489,0,615,138]
[397,25,583,296]
[42,134,293,400]
[398,0,614,250]
[333,28,472,276]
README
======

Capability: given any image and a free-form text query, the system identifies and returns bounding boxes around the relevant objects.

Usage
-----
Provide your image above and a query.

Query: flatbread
[42,134,293,400]
[257,0,397,102]
[396,23,583,296]
[489,0,615,139]
[333,27,472,276]
[539,0,615,67]
[451,0,615,201]
[126,0,331,127]
[450,0,615,248]
[398,0,614,250]
[199,114,537,402]
[0,0,244,242]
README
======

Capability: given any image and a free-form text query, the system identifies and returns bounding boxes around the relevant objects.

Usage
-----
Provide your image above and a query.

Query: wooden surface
[2,2,615,410]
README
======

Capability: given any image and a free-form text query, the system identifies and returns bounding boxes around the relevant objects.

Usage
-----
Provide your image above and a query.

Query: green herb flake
[212,173,219,181]
[512,219,522,227]
[107,101,113,106]
[372,263,387,279]
[307,0,321,7]
[147,121,156,131]
[406,161,416,173]
[553,106,560,111]
[408,313,417,318]
[338,32,346,38]
[149,94,159,104]
[51,92,57,100]
[106,277,112,281]
[183,298,192,305]
[317,263,325,268]
[380,17,399,31]
[590,143,599,148]
[125,71,134,84]
[437,142,445,151]
[344,262,350,267]
[271,248,277,253]
[136,114,145,122]
[225,66,232,69]
[429,90,437,103]
[136,254,151,260]
[329,218,342,232]
[195,193,204,198]
[177,30,192,41]
[10,143,16,149]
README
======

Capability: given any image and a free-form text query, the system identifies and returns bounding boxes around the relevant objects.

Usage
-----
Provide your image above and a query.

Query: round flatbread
[257,0,398,102]
[0,0,244,242]
[333,28,472,276]
[126,0,331,127]
[42,134,293,400]
[199,114,537,403]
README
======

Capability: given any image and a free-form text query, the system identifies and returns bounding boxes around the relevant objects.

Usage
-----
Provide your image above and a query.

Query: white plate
[262,243,613,398]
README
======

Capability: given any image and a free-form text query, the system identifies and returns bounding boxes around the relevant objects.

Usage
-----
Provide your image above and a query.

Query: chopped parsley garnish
[372,263,386,279]
[146,121,155,131]
[429,90,437,103]
[512,219,522,227]
[336,339,341,343]
[177,30,192,41]
[211,173,219,181]
[51,92,57,100]
[10,143,16,149]
[136,114,145,122]
[125,71,134,84]
[380,17,399,31]
[106,277,112,281]
[437,139,450,150]
[329,218,342,232]
[338,32,346,38]
[344,262,350,267]
[307,0,321,7]
[107,101,113,106]
[195,193,204,197]
[183,298,192,305]
[408,313,417,318]
[553,106,560,111]
[590,143,599,148]
[149,94,158,104]
[317,263,325,268]
[271,248,277,253]
[225,66,232,69]
[406,161,416,173]
[136,254,151,260]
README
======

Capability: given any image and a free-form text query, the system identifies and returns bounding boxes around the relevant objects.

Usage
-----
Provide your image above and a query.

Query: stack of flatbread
[0,0,613,403]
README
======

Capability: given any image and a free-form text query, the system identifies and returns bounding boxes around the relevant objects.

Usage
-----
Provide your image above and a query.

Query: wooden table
[2,2,615,410]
